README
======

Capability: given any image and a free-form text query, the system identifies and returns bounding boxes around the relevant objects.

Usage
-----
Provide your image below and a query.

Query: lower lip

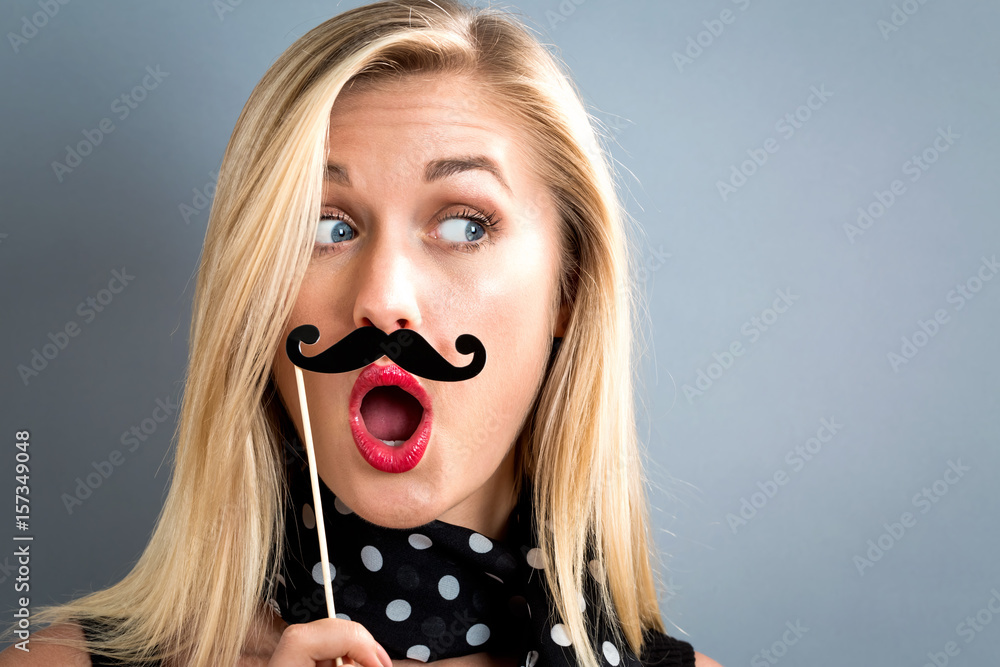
[348,370,433,474]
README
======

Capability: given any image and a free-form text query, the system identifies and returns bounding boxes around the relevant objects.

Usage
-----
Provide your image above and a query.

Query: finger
[275,619,387,667]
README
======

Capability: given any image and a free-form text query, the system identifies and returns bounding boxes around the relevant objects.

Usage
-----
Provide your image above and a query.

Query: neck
[435,441,520,540]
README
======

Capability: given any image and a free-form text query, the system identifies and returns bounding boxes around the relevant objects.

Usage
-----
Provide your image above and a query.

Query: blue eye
[438,217,486,244]
[312,207,500,257]
[316,216,354,244]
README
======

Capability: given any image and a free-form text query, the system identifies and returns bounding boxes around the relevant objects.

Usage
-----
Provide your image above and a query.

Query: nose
[351,221,422,336]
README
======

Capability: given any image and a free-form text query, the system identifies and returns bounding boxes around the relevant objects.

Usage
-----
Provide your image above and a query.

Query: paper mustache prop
[285,324,486,381]
[283,324,487,665]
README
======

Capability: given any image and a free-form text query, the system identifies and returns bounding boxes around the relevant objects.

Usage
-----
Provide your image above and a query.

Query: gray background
[2,0,998,664]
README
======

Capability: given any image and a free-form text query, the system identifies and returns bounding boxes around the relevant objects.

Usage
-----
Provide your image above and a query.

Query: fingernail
[378,644,392,667]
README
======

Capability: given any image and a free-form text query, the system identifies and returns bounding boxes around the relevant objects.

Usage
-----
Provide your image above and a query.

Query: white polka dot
[438,575,460,600]
[334,496,353,514]
[311,561,336,585]
[526,547,545,568]
[266,598,280,615]
[588,559,603,581]
[550,623,572,646]
[406,645,431,662]
[578,591,586,612]
[335,612,350,621]
[466,623,490,646]
[409,533,432,549]
[602,640,621,665]
[525,650,539,667]
[468,533,493,553]
[302,503,315,529]
[386,599,411,621]
[361,545,383,571]
[276,573,286,587]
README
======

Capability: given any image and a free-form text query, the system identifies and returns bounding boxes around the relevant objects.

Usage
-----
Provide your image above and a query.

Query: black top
[78,615,695,666]
[640,628,697,666]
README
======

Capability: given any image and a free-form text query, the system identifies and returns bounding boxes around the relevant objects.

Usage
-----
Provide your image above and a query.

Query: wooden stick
[293,365,344,667]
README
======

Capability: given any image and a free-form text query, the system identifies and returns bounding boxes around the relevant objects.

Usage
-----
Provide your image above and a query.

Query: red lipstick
[349,362,433,473]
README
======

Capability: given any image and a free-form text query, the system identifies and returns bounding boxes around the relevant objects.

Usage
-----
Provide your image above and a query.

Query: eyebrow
[325,155,512,194]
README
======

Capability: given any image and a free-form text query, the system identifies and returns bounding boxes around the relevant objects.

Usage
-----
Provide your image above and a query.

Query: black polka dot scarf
[268,429,644,666]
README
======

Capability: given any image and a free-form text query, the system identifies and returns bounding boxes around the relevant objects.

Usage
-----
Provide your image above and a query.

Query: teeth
[378,439,405,447]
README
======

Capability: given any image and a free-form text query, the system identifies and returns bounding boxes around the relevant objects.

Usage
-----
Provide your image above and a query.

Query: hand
[266,617,393,667]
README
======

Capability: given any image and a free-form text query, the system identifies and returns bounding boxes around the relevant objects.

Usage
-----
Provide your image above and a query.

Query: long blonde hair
[10,2,670,665]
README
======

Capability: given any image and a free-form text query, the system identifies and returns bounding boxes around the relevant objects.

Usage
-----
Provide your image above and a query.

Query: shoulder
[695,651,724,667]
[0,605,283,667]
[237,604,287,665]
[0,621,91,666]
[640,628,723,667]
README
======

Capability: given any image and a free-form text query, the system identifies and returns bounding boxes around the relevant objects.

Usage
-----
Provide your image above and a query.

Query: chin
[353,501,440,530]
[343,480,446,530]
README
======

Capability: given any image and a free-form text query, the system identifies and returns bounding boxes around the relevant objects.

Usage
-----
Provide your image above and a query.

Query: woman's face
[272,72,568,539]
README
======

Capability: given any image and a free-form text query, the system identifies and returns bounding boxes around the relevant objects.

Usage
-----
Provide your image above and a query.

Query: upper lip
[349,361,432,415]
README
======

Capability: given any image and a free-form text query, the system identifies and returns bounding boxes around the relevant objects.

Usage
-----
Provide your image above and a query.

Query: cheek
[287,277,336,334]
[271,330,297,407]
[438,327,545,472]
[470,234,556,332]
[440,260,553,449]
[270,311,348,437]
[270,340,308,440]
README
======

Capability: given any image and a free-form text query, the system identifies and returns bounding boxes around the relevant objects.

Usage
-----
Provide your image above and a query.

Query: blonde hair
[8,2,671,665]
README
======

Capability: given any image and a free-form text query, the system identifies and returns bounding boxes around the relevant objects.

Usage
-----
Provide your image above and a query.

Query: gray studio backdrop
[2,0,998,664]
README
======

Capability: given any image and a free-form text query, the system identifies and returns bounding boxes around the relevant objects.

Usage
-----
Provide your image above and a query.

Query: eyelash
[313,206,502,256]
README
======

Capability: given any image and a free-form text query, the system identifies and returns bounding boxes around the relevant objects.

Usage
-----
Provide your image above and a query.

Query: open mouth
[348,361,433,473]
[359,385,424,446]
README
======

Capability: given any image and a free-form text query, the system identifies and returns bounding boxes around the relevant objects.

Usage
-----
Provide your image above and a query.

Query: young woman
[0,2,721,666]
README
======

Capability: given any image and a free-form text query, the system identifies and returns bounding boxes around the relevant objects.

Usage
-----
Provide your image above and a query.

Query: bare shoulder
[236,604,287,666]
[0,622,90,666]
[694,651,724,667]
[0,605,286,667]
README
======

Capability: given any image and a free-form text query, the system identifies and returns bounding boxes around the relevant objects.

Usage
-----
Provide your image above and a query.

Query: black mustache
[285,325,486,382]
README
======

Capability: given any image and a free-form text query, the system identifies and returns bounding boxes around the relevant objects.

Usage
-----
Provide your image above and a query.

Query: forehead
[331,71,502,124]
[325,72,541,182]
